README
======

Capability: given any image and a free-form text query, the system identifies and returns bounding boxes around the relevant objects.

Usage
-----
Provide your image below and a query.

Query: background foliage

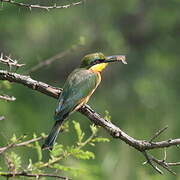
[0,0,180,179]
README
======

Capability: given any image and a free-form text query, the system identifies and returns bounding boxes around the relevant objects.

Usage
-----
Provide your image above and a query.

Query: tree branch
[0,135,45,154]
[28,42,84,74]
[0,171,71,179]
[0,70,179,174]
[0,53,25,70]
[1,0,84,11]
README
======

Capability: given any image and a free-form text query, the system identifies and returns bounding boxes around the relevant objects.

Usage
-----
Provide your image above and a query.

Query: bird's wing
[54,68,99,121]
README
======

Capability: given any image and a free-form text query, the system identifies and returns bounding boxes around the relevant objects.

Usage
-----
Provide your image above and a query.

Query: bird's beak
[105,55,127,64]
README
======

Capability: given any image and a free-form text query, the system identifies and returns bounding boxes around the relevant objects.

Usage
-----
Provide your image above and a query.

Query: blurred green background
[0,0,180,179]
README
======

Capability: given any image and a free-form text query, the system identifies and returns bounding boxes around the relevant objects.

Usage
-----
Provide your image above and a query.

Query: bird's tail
[42,121,62,150]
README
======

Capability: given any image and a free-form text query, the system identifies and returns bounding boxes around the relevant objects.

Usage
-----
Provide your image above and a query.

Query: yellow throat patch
[90,63,108,72]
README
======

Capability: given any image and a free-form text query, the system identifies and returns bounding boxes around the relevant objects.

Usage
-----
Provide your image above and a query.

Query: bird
[42,52,126,150]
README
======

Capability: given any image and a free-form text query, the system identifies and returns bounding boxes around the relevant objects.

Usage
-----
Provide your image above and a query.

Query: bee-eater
[42,52,126,149]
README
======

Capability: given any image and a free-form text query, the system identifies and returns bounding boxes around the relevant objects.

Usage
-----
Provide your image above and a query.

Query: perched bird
[42,52,126,149]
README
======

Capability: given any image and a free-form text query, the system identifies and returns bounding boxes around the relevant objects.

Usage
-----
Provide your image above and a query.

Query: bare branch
[1,0,84,11]
[168,162,180,166]
[0,53,25,69]
[0,135,46,154]
[149,126,169,142]
[0,70,61,98]
[0,171,71,179]
[28,43,84,74]
[0,70,180,174]
[0,94,16,101]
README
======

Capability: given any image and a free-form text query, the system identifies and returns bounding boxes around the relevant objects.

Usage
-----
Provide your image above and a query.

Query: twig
[0,70,180,174]
[0,53,25,70]
[1,0,84,11]
[0,135,45,154]
[149,126,169,142]
[0,94,16,101]
[143,151,163,174]
[142,149,176,175]
[168,162,180,166]
[0,171,71,179]
[28,43,84,74]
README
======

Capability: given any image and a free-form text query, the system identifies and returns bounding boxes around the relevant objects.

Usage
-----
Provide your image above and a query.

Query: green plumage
[42,52,125,149]
[42,68,98,149]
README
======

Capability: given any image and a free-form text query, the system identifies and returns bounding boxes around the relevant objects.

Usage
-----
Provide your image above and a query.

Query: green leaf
[33,133,42,161]
[104,110,111,121]
[1,81,12,89]
[27,159,33,171]
[68,147,95,160]
[50,144,64,157]
[92,137,110,143]
[8,152,21,171]
[61,121,69,132]
[73,121,84,143]
[10,134,17,143]
[90,124,98,135]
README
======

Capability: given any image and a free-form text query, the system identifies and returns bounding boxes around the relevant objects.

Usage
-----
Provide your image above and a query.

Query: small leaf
[50,144,63,157]
[61,121,69,132]
[10,134,17,143]
[92,137,110,143]
[41,132,46,138]
[33,133,42,161]
[8,152,21,171]
[90,124,98,135]
[68,147,95,160]
[2,81,12,89]
[73,121,84,143]
[104,110,111,121]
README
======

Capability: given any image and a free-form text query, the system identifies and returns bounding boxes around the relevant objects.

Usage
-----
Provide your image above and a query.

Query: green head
[80,52,127,72]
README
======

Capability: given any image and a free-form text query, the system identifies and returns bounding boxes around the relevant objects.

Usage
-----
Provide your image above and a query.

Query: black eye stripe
[90,58,105,66]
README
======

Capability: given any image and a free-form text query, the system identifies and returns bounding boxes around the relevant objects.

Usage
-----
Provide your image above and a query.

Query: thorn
[149,126,168,142]
[142,161,147,165]
[163,148,167,161]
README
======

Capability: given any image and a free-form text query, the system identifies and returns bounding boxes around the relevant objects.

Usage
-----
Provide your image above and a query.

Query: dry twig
[0,70,180,174]
[1,0,84,11]
[28,43,84,74]
[0,135,45,154]
[0,171,71,179]
[0,94,16,101]
[0,53,25,70]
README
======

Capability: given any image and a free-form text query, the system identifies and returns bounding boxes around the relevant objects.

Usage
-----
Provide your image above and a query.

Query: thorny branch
[0,172,71,179]
[0,0,84,11]
[0,53,25,70]
[0,70,180,174]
